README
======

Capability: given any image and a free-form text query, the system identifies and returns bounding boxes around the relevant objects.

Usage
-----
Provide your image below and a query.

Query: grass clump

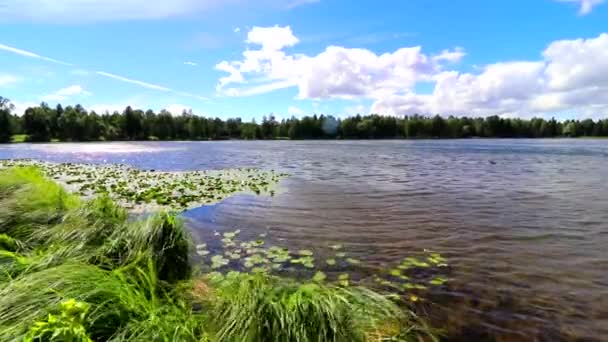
[0,166,437,341]
[202,271,431,341]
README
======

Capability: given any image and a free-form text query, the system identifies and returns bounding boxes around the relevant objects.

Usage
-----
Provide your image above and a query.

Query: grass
[10,134,28,143]
[0,166,438,341]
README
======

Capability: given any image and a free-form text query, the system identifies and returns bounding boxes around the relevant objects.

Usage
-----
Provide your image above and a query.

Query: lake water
[1,139,607,341]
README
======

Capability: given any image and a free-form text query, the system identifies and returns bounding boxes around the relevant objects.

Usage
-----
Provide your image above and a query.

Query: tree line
[2,97,608,142]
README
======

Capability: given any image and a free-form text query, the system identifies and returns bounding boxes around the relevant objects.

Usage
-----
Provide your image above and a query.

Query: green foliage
[0,97,15,143]
[0,166,438,341]
[0,167,80,240]
[10,134,28,143]
[205,272,425,342]
[1,160,286,212]
[2,95,608,142]
[24,299,92,342]
[0,233,18,251]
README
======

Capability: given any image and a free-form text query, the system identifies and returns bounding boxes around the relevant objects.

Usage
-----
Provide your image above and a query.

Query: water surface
[2,139,607,340]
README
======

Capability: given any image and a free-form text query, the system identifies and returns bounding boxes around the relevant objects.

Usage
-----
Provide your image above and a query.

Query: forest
[2,97,608,142]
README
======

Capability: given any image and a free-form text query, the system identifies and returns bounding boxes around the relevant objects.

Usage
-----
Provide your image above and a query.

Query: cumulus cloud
[557,0,604,15]
[216,25,459,100]
[41,85,92,101]
[246,25,300,50]
[216,26,608,117]
[184,61,198,66]
[373,34,608,116]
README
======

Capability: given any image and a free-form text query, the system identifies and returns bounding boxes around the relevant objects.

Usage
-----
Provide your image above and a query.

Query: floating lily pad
[345,258,361,265]
[389,269,401,277]
[325,258,337,266]
[312,271,327,282]
[429,277,448,286]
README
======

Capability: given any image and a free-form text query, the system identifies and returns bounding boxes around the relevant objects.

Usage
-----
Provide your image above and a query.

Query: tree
[0,97,15,142]
[123,106,143,140]
[23,105,52,141]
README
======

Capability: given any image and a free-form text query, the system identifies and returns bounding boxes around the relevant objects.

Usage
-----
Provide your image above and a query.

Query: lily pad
[312,271,327,282]
[325,258,337,266]
[298,249,313,256]
[345,258,361,265]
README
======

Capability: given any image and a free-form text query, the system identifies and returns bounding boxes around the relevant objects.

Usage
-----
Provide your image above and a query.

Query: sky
[1,0,608,120]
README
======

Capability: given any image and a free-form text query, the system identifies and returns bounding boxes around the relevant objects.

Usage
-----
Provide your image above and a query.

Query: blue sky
[1,0,608,120]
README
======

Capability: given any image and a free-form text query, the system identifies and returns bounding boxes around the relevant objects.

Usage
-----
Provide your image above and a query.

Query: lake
[1,139,607,341]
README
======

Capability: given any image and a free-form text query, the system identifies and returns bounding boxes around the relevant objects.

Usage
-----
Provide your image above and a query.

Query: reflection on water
[2,139,607,340]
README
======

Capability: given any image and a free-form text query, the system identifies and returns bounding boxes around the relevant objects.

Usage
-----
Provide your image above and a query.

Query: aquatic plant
[0,166,440,341]
[0,159,287,213]
[202,271,433,342]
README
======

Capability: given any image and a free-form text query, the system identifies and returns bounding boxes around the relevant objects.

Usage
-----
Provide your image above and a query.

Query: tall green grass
[0,166,436,341]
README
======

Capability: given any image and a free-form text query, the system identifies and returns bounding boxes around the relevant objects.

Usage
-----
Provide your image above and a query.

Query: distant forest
[1,97,608,142]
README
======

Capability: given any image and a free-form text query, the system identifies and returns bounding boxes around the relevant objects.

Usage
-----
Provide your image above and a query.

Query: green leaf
[325,258,336,266]
[312,271,326,282]
[298,249,313,256]
[345,258,360,265]
[389,269,401,277]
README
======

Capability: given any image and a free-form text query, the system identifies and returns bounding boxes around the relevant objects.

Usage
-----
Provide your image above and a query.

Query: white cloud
[233,27,241,33]
[1,40,209,102]
[11,101,39,116]
[557,0,604,15]
[216,27,608,117]
[287,105,305,116]
[41,84,92,101]
[0,43,72,65]
[0,74,19,87]
[246,25,299,51]
[96,71,171,91]
[216,25,462,100]
[96,71,208,100]
[165,104,194,116]
[543,33,608,91]
[372,33,608,117]
[184,61,198,66]
[432,47,466,63]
